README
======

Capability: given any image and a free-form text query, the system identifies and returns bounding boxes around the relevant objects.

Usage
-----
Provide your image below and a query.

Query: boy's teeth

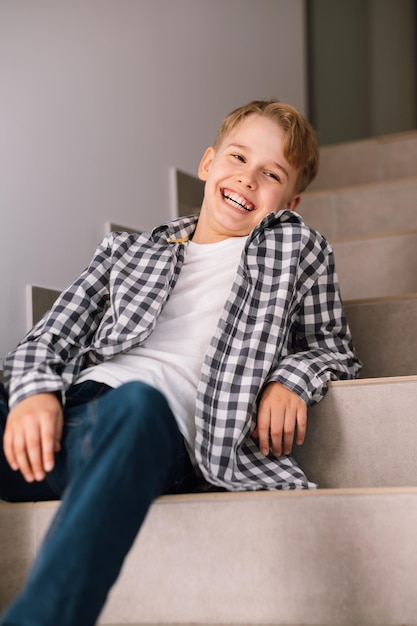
[223,191,254,211]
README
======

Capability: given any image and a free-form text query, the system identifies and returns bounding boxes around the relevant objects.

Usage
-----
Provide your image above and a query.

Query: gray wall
[0,0,307,364]
[308,0,417,145]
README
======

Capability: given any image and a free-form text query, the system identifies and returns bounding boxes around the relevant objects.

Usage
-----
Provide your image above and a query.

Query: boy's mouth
[222,189,255,212]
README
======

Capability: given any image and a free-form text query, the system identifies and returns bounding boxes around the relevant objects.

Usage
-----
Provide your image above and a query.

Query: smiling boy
[194,113,301,243]
[0,100,360,626]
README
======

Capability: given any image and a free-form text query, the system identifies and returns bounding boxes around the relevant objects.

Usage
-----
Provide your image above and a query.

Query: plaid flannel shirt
[4,211,361,491]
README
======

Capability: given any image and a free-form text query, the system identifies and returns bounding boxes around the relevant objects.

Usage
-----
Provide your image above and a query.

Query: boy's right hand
[3,393,63,483]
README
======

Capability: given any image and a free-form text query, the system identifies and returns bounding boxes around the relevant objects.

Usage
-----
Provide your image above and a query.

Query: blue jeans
[0,380,199,625]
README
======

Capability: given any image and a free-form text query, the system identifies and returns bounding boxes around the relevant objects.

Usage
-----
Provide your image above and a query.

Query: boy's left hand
[253,382,307,457]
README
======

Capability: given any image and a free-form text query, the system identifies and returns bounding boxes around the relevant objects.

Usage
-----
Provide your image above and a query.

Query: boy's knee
[104,381,177,441]
[116,381,169,415]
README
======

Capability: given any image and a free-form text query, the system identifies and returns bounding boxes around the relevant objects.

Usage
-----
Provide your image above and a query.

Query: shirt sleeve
[265,248,361,405]
[4,234,115,408]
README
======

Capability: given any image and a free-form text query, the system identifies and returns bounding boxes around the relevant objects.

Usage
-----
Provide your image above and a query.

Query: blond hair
[214,100,319,193]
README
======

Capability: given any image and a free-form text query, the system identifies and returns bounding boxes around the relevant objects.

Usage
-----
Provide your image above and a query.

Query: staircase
[1,131,417,626]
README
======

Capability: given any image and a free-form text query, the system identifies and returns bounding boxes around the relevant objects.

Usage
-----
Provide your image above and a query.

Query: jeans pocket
[65,381,112,407]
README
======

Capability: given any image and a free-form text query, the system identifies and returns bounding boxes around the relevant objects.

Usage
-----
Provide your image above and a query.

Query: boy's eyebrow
[226,142,290,180]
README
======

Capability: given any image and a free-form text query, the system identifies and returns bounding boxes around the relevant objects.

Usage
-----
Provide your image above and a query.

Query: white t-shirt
[76,236,247,459]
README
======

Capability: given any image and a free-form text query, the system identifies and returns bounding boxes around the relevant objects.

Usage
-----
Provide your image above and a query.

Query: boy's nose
[236,169,257,189]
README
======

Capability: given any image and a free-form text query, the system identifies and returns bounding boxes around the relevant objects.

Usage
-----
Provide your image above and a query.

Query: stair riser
[309,132,417,191]
[294,378,417,489]
[300,178,417,240]
[333,231,417,300]
[2,491,417,626]
[344,297,417,378]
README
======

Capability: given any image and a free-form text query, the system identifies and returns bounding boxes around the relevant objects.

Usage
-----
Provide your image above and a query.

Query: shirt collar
[248,209,303,244]
[150,210,303,245]
[151,214,199,244]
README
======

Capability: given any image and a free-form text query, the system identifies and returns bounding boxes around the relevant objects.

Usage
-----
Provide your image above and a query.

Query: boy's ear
[198,147,215,181]
[286,195,301,212]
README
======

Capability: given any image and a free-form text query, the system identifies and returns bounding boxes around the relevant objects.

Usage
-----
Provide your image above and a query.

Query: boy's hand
[3,393,63,483]
[253,382,307,457]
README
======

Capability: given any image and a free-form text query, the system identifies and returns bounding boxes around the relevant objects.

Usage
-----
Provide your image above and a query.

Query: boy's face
[193,114,301,244]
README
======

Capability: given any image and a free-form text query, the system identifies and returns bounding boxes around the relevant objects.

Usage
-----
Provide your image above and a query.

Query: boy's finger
[256,406,273,456]
[23,422,45,482]
[270,425,284,457]
[270,408,286,456]
[40,417,58,474]
[54,410,64,453]
[295,409,307,445]
[4,424,35,481]
[3,429,19,472]
[14,449,35,482]
[282,416,296,455]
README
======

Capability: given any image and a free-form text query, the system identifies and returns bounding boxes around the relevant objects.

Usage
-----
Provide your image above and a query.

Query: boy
[0,100,361,625]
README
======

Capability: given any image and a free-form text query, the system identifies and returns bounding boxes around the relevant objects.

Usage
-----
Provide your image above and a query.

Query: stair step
[293,376,417,489]
[332,229,417,300]
[344,294,417,378]
[300,176,417,240]
[309,130,417,191]
[2,486,417,625]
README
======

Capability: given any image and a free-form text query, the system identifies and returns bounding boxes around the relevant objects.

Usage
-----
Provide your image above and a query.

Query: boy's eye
[265,171,280,182]
[232,153,245,162]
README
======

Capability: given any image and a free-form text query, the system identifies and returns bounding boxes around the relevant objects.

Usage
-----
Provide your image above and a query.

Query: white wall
[0,0,307,364]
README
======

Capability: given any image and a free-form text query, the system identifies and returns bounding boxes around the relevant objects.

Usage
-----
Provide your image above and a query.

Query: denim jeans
[0,380,198,626]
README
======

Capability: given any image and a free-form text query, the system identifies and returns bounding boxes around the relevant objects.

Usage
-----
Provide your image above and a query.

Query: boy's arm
[4,233,114,409]
[254,250,360,456]
[266,249,361,404]
[2,235,116,480]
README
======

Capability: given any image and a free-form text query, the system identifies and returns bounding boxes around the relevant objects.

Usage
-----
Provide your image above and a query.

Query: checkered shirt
[4,211,361,491]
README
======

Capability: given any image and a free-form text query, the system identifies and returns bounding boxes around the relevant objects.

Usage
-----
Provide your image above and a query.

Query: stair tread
[345,292,417,304]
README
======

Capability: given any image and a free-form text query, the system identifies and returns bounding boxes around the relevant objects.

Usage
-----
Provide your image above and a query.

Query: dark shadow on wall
[306,0,417,145]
